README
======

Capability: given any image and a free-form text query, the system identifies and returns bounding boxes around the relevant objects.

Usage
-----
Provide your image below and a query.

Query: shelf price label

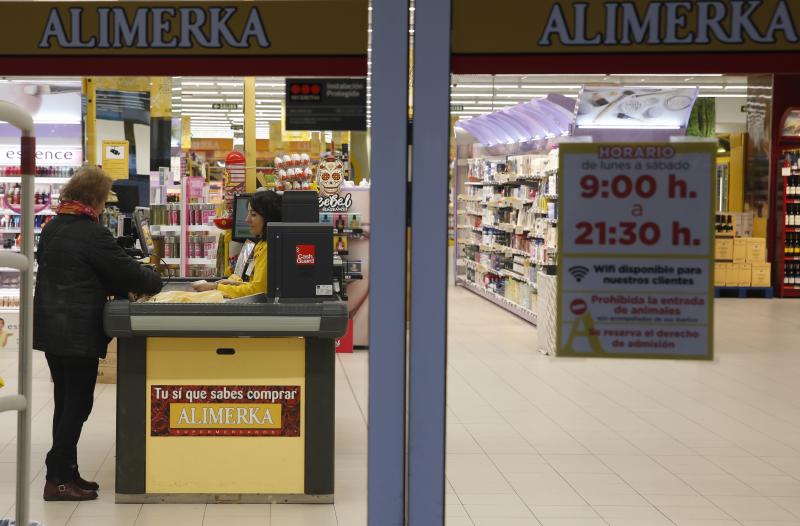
[557,142,715,360]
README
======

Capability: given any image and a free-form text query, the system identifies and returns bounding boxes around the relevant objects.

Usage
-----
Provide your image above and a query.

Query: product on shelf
[274,153,314,191]
[778,147,800,296]
[456,147,560,321]
[0,165,76,177]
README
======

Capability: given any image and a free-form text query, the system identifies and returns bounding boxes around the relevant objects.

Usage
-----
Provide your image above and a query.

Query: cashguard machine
[104,217,347,504]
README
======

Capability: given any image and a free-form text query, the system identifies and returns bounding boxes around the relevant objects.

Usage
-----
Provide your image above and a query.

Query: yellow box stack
[97,338,117,384]
[715,212,770,290]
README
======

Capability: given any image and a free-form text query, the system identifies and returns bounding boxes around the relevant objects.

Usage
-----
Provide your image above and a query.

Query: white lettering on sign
[538,0,799,47]
[38,6,270,49]
[318,192,353,213]
[175,406,275,426]
[0,146,82,166]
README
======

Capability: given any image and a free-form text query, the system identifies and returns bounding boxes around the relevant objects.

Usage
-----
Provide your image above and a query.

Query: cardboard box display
[746,238,766,262]
[723,263,738,287]
[737,262,752,287]
[715,238,734,261]
[732,211,754,237]
[714,263,725,287]
[751,262,771,287]
[97,364,117,384]
[732,238,748,262]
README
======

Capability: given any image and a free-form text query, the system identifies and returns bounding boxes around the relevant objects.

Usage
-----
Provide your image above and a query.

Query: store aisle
[3,291,800,525]
[446,288,800,526]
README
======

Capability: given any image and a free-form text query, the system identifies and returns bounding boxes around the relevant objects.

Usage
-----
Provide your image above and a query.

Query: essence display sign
[556,142,715,360]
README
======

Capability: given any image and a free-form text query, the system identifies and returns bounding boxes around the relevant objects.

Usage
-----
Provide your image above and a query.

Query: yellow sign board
[0,1,367,56]
[453,0,800,54]
[101,140,128,180]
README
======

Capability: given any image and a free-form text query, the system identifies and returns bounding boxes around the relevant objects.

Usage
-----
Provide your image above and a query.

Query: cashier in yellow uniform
[192,190,282,298]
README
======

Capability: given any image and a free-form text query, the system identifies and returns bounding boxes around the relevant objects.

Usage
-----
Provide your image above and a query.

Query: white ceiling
[2,73,750,137]
[450,74,749,118]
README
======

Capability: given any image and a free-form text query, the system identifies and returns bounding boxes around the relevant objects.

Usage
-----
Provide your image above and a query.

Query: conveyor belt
[104,299,349,338]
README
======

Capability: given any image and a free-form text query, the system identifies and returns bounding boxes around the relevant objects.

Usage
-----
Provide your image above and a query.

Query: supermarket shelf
[152,224,181,232]
[161,258,180,265]
[188,258,217,265]
[500,269,536,286]
[333,228,364,236]
[0,209,56,216]
[457,277,537,325]
[188,225,220,232]
[465,181,501,187]
[0,228,42,234]
[0,288,20,294]
[0,176,71,184]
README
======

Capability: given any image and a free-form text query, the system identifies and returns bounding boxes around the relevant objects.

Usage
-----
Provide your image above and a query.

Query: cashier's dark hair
[249,190,282,239]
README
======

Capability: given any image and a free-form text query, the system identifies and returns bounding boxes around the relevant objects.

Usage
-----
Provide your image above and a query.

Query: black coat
[33,214,162,359]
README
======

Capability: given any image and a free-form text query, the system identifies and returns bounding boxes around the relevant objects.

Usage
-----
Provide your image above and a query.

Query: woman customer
[192,190,281,298]
[34,166,162,501]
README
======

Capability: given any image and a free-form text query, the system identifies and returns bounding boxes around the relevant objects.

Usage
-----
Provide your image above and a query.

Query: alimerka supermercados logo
[38,6,270,49]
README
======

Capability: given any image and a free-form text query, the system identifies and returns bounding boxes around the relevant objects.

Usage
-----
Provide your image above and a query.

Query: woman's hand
[191,280,217,292]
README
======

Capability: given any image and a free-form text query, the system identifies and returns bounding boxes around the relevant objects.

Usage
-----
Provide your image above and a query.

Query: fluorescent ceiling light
[698,94,748,98]
[724,86,748,90]
[494,94,546,99]
[640,73,724,77]
[455,84,518,89]
[580,124,681,130]
[516,85,581,90]
[184,82,215,86]
[217,82,243,87]
[181,98,243,103]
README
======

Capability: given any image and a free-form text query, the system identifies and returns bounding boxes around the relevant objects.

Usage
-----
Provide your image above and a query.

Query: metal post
[0,101,35,526]
[17,132,34,526]
[83,78,97,166]
[368,0,410,523]
[408,0,452,521]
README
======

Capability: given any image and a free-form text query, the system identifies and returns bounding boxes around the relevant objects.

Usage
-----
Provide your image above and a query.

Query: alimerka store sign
[453,0,800,54]
[0,1,366,56]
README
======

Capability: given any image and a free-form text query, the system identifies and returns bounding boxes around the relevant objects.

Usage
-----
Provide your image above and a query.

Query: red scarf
[56,200,100,223]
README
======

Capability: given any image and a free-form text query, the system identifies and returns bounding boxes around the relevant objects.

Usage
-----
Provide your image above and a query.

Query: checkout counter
[103,216,348,504]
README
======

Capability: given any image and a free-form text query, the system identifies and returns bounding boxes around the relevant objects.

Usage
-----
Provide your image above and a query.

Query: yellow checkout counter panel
[103,218,348,504]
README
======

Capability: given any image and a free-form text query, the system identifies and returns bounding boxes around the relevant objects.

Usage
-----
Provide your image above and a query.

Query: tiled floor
[2,289,800,525]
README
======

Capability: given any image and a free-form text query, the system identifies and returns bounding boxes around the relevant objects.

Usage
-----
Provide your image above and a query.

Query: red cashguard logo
[296,244,316,266]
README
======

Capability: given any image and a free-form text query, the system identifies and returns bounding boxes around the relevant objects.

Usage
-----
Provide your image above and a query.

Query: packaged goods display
[0,165,75,177]
[455,147,560,322]
[778,146,800,296]
[274,153,315,192]
[714,212,769,289]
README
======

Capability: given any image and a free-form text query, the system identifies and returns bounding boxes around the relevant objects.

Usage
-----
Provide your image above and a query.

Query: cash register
[103,194,348,504]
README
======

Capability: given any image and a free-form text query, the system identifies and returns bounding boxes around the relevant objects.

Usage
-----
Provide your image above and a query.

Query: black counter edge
[116,336,147,494]
[304,337,335,495]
